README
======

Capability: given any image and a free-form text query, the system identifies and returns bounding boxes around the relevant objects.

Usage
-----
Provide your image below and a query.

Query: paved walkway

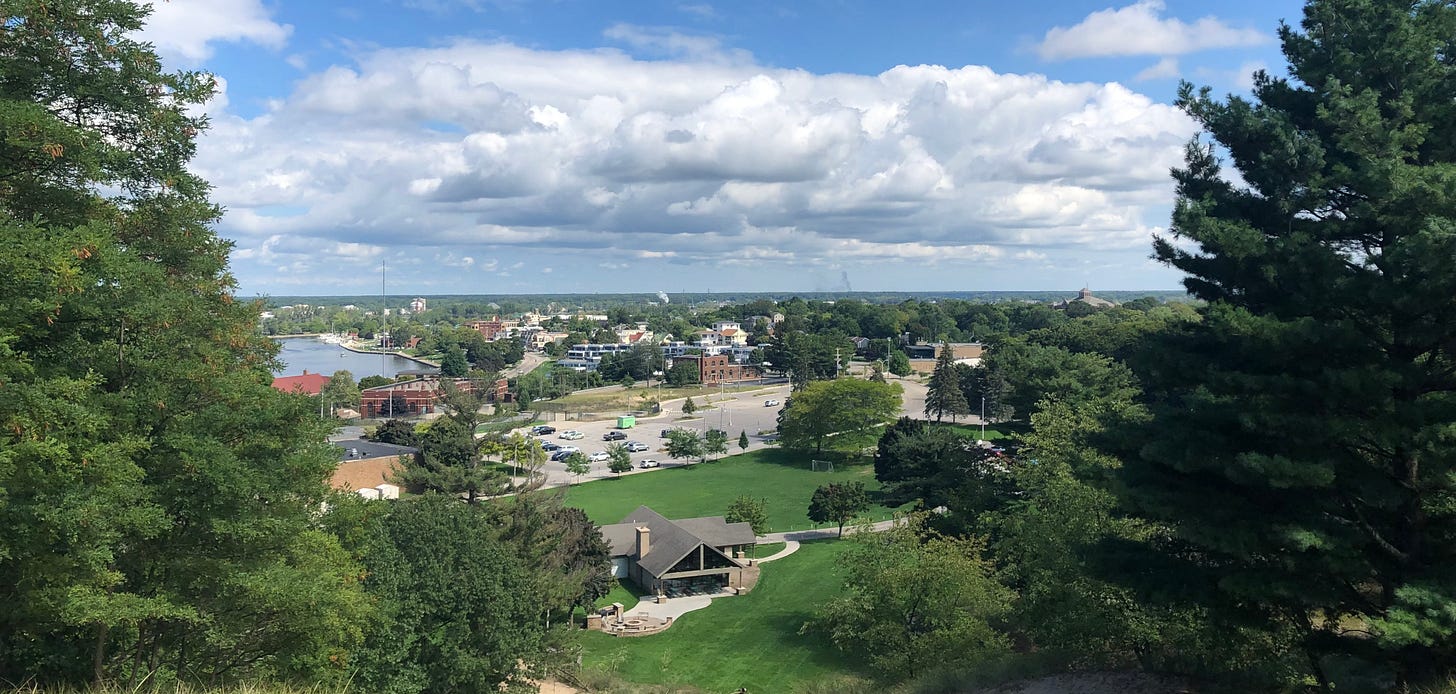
[755,518,899,544]
[625,589,739,621]
[753,539,800,563]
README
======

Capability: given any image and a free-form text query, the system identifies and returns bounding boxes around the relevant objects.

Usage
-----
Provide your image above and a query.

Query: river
[272,337,438,379]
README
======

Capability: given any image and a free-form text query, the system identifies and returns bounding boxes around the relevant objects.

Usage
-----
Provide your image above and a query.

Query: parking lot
[516,383,794,487]
[515,375,932,489]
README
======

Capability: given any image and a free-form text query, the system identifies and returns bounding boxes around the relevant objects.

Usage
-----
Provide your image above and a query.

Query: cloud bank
[196,39,1200,291]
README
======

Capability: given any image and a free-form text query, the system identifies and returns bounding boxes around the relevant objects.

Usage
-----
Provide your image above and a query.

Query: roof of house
[600,505,755,578]
[271,371,331,395]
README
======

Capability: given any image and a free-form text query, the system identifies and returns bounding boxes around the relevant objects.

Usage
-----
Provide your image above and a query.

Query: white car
[625,441,650,452]
[588,451,610,463]
[559,430,584,440]
[764,399,780,407]
[638,459,661,469]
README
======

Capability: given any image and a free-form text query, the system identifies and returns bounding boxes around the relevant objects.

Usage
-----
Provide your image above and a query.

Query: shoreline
[337,342,441,368]
[271,334,441,369]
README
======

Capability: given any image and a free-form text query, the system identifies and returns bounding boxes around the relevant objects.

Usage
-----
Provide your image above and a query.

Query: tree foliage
[0,1,369,685]
[725,495,770,536]
[805,517,1011,679]
[1106,0,1456,686]
[924,344,970,422]
[606,442,633,475]
[808,482,871,537]
[664,429,704,465]
[778,379,902,454]
[347,495,548,693]
[321,369,361,409]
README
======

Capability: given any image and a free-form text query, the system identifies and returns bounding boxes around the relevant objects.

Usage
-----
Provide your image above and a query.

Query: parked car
[602,431,627,441]
[549,446,580,462]
[541,441,561,451]
[559,430,584,440]
[531,425,557,435]
[639,459,661,469]
[764,399,780,407]
[626,441,650,452]
[588,451,611,462]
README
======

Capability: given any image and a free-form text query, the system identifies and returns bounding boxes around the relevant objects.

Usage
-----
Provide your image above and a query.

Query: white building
[410,297,428,313]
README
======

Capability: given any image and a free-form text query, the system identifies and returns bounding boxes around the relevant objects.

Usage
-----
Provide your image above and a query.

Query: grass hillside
[579,539,859,692]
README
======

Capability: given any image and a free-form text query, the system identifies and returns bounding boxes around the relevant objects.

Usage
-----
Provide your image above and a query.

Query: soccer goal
[811,460,835,473]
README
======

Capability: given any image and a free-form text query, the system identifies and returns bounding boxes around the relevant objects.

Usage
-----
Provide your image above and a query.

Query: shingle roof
[272,371,331,395]
[599,505,750,579]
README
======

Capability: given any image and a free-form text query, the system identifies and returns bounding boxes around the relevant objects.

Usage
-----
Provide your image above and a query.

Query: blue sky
[138,0,1305,297]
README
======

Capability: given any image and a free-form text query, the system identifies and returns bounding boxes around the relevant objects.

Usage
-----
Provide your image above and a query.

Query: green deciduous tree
[321,369,361,410]
[439,345,469,377]
[778,379,903,454]
[606,442,633,476]
[666,359,700,386]
[886,350,913,377]
[703,428,729,461]
[370,418,418,447]
[0,1,369,685]
[924,344,971,423]
[1107,0,1456,686]
[805,516,1011,679]
[563,451,590,484]
[808,482,871,537]
[348,495,548,693]
[725,495,770,536]
[664,429,704,465]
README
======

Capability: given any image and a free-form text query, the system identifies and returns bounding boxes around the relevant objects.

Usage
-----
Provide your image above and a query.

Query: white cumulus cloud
[137,0,291,64]
[198,39,1198,290]
[1037,0,1267,60]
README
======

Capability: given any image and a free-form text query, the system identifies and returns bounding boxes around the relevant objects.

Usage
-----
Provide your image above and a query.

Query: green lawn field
[562,448,908,533]
[580,539,862,692]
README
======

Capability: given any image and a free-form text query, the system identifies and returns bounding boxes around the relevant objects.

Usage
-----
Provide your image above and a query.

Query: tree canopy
[1106,0,1456,686]
[778,378,903,454]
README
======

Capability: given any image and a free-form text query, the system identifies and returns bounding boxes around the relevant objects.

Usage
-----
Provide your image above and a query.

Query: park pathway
[755,518,899,545]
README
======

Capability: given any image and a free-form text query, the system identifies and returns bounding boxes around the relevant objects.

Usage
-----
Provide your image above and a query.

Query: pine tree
[1109,0,1456,686]
[923,343,970,423]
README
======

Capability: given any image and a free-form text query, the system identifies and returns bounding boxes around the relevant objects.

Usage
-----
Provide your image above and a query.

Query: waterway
[272,337,438,379]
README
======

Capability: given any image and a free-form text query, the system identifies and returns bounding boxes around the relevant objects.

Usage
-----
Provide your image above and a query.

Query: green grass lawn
[562,448,909,533]
[580,539,861,693]
[753,541,786,558]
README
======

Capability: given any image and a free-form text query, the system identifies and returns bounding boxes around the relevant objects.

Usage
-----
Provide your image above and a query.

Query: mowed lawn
[562,448,907,533]
[580,539,861,692]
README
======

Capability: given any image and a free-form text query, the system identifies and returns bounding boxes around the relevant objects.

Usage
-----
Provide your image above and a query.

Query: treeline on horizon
[257,289,1192,312]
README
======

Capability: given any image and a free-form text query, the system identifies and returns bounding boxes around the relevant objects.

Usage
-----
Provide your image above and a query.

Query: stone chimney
[635,526,651,558]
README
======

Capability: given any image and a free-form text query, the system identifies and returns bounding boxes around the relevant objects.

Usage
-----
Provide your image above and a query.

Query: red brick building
[359,377,509,418]
[469,318,505,340]
[673,354,762,386]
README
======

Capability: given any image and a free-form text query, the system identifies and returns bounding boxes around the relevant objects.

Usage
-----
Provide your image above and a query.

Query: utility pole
[980,396,986,442]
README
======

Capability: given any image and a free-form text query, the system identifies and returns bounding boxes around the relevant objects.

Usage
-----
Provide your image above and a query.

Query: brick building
[673,354,762,386]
